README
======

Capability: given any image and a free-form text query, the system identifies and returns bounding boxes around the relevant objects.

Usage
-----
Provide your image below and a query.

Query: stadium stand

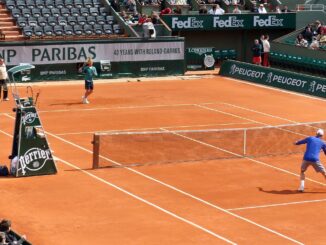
[0,0,129,41]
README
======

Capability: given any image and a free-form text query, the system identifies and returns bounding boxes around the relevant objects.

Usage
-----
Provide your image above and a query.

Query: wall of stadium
[220,60,326,98]
[0,38,185,82]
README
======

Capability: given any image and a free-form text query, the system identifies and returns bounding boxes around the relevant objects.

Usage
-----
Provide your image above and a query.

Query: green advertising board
[0,39,185,81]
[162,13,296,31]
[10,97,57,177]
[219,60,326,98]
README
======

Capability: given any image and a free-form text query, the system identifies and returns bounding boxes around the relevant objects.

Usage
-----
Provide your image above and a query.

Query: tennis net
[92,121,326,168]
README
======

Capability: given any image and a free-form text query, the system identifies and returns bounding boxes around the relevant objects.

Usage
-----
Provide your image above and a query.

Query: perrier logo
[19,148,52,175]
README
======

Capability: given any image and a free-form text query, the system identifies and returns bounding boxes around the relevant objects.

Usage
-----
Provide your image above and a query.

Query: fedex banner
[0,41,184,65]
[162,13,296,31]
[219,60,326,98]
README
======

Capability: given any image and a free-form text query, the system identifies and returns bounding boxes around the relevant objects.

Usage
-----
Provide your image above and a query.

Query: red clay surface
[0,75,325,244]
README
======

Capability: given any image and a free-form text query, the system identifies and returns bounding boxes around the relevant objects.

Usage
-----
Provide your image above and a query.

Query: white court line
[55,122,257,136]
[227,198,326,211]
[2,113,304,244]
[194,104,326,187]
[17,102,218,115]
[56,157,237,244]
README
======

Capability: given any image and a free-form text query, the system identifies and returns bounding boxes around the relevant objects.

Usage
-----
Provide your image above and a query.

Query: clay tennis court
[0,74,326,244]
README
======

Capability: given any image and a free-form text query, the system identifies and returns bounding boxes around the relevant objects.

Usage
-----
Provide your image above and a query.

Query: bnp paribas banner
[0,40,185,81]
[219,60,326,98]
[162,13,296,31]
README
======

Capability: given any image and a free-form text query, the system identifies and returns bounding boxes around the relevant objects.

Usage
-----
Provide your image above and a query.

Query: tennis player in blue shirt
[81,57,97,104]
[295,129,326,192]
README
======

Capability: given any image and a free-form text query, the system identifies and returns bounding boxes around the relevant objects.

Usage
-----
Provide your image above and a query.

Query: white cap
[316,129,324,136]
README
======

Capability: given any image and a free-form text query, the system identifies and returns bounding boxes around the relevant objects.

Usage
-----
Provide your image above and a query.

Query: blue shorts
[85,80,93,90]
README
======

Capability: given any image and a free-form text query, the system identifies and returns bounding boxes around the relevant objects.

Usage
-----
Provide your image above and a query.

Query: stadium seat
[113,24,122,34]
[94,24,103,35]
[26,0,36,9]
[65,0,74,9]
[58,16,67,26]
[70,8,80,17]
[87,16,96,25]
[33,26,44,37]
[41,8,51,17]
[55,0,65,8]
[100,7,108,16]
[54,25,64,36]
[48,16,57,26]
[77,16,86,25]
[35,0,45,8]
[228,49,237,59]
[17,17,28,27]
[83,24,93,35]
[61,8,70,17]
[84,0,93,8]
[43,25,54,36]
[73,25,83,35]
[64,25,74,36]
[96,15,105,25]
[93,0,101,7]
[106,15,114,25]
[37,17,47,26]
[214,50,222,60]
[45,0,55,9]
[22,9,31,18]
[103,24,112,34]
[89,7,99,16]
[23,26,33,37]
[11,9,22,18]
[16,0,26,10]
[80,7,90,17]
[28,17,38,27]
[31,8,41,18]
[51,8,61,17]
[221,50,229,60]
[6,0,16,10]
[67,16,77,25]
[74,0,83,8]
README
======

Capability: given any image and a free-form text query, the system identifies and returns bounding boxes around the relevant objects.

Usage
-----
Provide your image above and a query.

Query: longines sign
[162,13,296,31]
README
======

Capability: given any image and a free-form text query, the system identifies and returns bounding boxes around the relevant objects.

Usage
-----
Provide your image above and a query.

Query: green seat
[221,50,229,60]
[214,50,222,60]
[228,49,237,59]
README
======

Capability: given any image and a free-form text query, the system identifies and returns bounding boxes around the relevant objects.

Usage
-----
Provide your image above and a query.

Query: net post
[92,133,100,169]
[243,129,247,156]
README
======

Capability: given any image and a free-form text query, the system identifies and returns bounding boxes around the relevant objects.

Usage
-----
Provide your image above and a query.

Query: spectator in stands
[301,25,313,44]
[314,20,323,36]
[261,35,270,67]
[251,39,262,65]
[295,34,308,47]
[126,0,138,15]
[173,6,182,14]
[232,5,242,14]
[258,4,267,13]
[318,26,326,46]
[160,7,172,15]
[0,58,9,101]
[309,37,320,50]
[143,19,156,38]
[282,5,292,13]
[274,5,281,13]
[0,219,26,245]
[138,14,148,25]
[199,5,208,14]
[209,4,225,15]
[151,12,160,24]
